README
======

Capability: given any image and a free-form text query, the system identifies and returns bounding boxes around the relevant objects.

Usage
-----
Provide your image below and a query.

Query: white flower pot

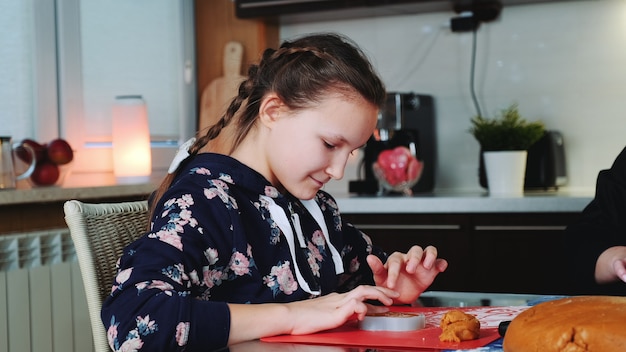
[483,150,527,197]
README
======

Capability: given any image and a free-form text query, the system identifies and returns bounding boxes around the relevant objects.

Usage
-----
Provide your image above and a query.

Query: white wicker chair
[64,199,149,352]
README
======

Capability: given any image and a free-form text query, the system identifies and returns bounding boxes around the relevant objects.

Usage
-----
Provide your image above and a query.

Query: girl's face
[264,91,378,200]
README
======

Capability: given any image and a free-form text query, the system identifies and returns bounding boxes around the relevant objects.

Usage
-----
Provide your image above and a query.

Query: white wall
[281,0,626,195]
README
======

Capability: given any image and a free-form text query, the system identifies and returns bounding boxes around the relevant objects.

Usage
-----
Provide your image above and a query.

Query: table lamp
[112,95,152,183]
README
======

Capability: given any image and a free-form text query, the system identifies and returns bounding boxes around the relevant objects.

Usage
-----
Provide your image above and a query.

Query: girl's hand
[227,285,398,345]
[367,245,448,304]
[286,285,398,335]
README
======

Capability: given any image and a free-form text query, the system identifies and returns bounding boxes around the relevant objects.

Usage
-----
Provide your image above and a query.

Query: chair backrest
[64,199,149,352]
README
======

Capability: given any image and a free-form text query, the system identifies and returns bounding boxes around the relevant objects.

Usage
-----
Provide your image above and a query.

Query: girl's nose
[326,155,347,180]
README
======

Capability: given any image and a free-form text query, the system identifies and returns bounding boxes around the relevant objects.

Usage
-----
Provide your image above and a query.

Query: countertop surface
[1,172,159,205]
[334,190,593,213]
[2,173,593,213]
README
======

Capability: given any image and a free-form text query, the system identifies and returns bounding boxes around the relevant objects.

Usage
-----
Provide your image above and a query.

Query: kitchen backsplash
[281,0,625,195]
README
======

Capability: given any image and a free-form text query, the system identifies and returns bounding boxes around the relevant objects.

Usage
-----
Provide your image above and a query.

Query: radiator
[0,229,95,352]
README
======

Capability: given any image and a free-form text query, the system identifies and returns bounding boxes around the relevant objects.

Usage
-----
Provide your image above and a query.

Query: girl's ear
[258,93,284,128]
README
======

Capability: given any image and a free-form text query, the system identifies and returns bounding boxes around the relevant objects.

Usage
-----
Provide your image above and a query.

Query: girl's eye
[350,145,364,156]
[323,141,335,149]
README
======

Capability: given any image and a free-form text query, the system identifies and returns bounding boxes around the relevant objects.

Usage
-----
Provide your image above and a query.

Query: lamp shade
[112,95,152,183]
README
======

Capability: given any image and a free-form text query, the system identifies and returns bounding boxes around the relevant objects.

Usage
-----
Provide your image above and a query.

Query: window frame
[32,0,60,142]
[54,0,197,173]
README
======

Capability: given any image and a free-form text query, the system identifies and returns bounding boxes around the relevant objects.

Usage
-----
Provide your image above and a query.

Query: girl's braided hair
[149,33,386,219]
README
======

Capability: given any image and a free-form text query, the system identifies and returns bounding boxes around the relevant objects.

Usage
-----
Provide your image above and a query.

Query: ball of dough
[439,310,481,342]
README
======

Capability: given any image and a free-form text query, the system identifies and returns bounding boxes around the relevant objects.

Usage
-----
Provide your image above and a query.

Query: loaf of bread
[503,296,626,352]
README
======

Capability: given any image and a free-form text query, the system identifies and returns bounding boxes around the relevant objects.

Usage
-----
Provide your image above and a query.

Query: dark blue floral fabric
[101,153,385,352]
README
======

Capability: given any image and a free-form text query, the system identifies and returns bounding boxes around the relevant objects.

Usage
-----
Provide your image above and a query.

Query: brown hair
[149,33,386,219]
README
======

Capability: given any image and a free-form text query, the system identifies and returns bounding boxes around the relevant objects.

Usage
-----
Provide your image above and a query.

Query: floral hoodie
[101,153,385,352]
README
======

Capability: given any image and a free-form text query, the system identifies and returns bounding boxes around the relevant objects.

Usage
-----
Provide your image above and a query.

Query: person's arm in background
[564,146,626,295]
[595,245,626,284]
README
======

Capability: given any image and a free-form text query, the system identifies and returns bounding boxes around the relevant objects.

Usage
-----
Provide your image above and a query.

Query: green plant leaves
[469,103,545,151]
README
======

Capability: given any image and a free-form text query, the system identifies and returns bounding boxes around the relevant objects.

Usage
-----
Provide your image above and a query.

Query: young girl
[101,33,448,351]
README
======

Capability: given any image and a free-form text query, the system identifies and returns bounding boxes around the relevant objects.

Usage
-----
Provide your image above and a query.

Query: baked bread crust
[503,296,626,352]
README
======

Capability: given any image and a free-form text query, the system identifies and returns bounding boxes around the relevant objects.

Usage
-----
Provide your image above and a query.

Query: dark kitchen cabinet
[342,213,472,292]
[0,193,152,236]
[469,213,579,295]
[342,211,581,295]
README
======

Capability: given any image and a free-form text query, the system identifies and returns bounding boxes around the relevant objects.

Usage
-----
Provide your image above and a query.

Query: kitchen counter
[0,171,161,206]
[0,172,160,235]
[0,183,156,205]
[2,181,592,214]
[335,190,593,214]
[1,170,593,213]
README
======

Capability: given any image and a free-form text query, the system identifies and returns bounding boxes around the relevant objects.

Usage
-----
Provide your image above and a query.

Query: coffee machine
[349,92,436,195]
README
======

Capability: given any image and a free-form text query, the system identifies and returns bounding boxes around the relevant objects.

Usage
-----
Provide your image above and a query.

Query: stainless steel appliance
[349,92,436,195]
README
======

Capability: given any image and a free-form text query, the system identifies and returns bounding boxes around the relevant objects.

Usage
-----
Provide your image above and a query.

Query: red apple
[46,138,74,165]
[15,145,33,164]
[30,161,60,186]
[16,139,46,164]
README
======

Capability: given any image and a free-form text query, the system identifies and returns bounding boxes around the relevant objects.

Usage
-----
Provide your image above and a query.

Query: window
[0,1,43,140]
[0,0,196,175]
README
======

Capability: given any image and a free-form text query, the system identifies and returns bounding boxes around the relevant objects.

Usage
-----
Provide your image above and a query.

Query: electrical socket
[450,15,479,32]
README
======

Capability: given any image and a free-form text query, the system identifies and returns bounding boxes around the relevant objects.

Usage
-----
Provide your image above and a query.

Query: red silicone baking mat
[261,306,529,350]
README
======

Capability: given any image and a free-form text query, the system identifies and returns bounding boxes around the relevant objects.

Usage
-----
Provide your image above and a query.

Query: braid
[270,46,333,62]
[149,33,386,220]
[190,64,259,155]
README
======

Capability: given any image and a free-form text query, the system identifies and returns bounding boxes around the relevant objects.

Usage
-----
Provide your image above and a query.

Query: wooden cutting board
[199,41,246,135]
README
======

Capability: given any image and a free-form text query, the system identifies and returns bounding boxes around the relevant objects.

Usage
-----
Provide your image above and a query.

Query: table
[225,338,506,352]
[221,294,564,352]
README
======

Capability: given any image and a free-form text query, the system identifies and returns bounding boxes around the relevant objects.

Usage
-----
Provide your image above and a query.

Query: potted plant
[469,103,545,196]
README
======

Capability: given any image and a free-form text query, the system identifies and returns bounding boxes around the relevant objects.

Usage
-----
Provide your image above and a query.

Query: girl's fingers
[410,245,438,270]
[366,303,391,316]
[366,254,385,275]
[370,245,446,294]
[435,258,449,273]
[384,256,402,287]
[348,285,399,304]
[333,286,397,320]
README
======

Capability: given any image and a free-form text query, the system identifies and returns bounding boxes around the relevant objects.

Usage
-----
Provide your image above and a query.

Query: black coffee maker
[349,92,436,195]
